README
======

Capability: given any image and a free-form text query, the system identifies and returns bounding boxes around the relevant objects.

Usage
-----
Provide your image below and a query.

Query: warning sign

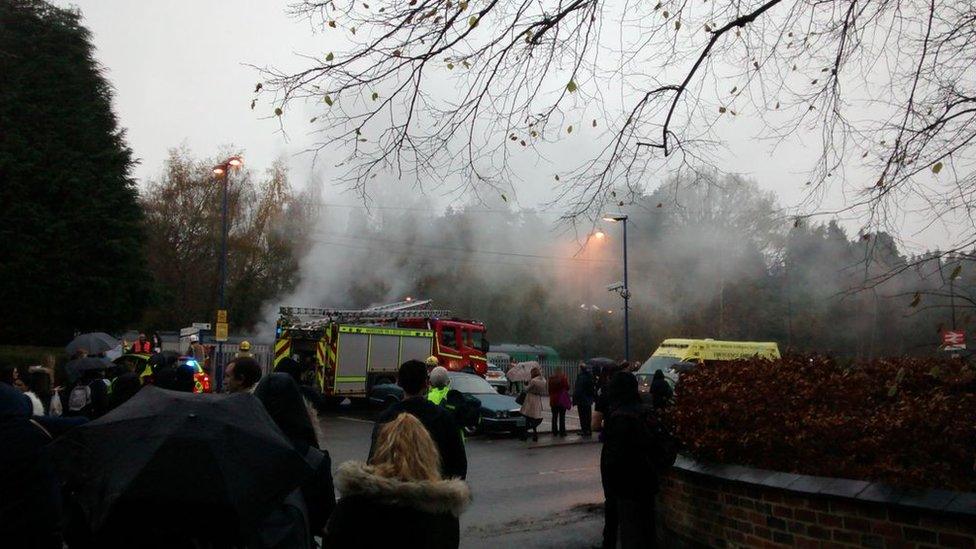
[941,330,965,351]
[215,322,229,342]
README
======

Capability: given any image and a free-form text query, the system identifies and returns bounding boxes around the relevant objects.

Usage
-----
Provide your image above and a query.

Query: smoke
[259,171,957,360]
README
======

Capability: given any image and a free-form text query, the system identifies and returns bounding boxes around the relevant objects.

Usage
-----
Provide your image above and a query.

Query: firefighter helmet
[425,355,439,367]
[239,340,252,351]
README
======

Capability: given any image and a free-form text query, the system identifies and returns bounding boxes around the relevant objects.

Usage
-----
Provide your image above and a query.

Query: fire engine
[273,300,489,401]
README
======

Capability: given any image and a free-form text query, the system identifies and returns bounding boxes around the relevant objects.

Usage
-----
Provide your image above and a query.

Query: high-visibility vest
[427,386,450,406]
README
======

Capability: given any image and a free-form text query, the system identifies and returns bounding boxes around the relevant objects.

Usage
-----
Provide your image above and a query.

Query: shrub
[670,355,976,491]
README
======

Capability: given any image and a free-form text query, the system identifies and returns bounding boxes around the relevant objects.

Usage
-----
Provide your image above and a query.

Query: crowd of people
[2,346,674,549]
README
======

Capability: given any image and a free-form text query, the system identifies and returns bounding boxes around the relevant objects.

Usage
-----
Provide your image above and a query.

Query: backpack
[67,383,93,413]
[67,379,109,414]
[444,389,481,429]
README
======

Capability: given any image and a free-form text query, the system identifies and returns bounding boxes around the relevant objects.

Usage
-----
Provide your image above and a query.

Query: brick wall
[657,465,976,548]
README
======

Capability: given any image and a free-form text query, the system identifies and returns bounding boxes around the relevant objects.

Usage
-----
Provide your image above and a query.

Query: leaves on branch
[274,107,283,116]
[326,52,334,62]
[371,92,379,101]
[950,265,962,280]
[932,162,943,174]
[324,95,334,106]
[468,15,478,28]
[910,292,921,307]
[567,80,578,93]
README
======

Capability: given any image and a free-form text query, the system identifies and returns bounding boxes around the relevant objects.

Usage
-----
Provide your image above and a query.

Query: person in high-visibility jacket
[427,366,451,405]
[427,366,467,441]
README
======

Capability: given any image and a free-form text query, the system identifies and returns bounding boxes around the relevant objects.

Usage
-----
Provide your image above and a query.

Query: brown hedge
[670,355,976,491]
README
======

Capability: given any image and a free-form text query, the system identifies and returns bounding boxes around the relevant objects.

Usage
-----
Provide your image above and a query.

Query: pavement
[318,404,605,548]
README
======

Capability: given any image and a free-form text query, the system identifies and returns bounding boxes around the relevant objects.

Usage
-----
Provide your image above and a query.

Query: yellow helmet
[239,340,251,351]
[425,355,440,367]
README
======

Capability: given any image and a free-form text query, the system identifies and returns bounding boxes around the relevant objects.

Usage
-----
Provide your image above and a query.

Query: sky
[54,0,956,251]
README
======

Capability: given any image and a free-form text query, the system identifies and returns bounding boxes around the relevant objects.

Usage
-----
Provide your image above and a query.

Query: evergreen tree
[0,1,150,344]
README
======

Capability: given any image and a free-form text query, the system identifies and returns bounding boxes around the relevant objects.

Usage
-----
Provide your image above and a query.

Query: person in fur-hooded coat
[324,413,471,549]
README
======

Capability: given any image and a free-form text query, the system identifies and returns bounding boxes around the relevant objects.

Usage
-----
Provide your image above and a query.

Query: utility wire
[306,200,565,217]
[307,238,561,268]
[312,230,615,263]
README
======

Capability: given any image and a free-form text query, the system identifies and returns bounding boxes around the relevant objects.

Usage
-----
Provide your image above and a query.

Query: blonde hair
[370,413,442,482]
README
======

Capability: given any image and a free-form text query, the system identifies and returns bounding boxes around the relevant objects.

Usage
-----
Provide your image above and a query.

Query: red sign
[941,330,966,350]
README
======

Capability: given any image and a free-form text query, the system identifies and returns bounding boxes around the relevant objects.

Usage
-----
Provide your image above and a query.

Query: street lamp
[212,155,243,391]
[602,213,630,362]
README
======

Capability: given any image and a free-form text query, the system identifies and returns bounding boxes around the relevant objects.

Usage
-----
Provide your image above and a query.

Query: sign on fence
[941,330,966,351]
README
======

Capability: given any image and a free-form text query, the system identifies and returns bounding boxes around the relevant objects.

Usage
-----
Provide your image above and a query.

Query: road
[318,405,605,548]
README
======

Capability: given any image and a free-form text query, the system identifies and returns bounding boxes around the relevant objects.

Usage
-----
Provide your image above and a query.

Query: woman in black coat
[599,372,660,549]
[324,413,471,549]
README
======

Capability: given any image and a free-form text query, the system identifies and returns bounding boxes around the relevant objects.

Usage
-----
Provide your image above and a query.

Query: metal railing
[161,342,273,374]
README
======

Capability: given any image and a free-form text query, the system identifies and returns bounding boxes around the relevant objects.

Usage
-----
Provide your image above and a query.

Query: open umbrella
[64,356,113,384]
[66,332,119,356]
[51,386,309,534]
[506,360,538,382]
[584,357,618,370]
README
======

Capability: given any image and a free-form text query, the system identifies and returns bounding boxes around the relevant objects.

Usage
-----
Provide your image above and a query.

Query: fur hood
[334,461,471,517]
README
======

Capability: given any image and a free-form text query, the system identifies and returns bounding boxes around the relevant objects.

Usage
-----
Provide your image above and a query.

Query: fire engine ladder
[279,300,451,331]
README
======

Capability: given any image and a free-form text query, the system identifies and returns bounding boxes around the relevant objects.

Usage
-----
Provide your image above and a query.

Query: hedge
[670,355,976,491]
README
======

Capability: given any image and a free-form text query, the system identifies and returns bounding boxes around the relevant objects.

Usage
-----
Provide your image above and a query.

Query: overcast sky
[55,0,955,251]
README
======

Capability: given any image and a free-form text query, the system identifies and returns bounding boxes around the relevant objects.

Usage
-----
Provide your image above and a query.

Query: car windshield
[637,355,684,375]
[448,373,495,394]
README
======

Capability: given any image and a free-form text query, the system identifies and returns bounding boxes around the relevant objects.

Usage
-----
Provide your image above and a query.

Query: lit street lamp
[602,213,630,362]
[212,155,243,391]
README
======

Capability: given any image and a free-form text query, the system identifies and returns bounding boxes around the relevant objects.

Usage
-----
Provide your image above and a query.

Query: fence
[520,359,587,395]
[161,341,273,374]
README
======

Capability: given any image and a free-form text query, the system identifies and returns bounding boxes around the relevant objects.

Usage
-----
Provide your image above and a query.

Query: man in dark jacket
[650,369,674,410]
[0,382,66,548]
[369,360,467,479]
[573,362,596,437]
[255,373,336,538]
[600,372,661,549]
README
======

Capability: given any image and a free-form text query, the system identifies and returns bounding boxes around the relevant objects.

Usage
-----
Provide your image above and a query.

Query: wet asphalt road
[317,404,606,548]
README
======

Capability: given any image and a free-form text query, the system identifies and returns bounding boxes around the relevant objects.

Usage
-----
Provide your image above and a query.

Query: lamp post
[212,155,243,391]
[602,213,630,362]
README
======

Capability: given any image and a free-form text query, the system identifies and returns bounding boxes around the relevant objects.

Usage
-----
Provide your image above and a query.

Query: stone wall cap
[673,454,976,517]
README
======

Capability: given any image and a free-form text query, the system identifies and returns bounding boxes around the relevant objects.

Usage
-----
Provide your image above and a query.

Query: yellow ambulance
[635,338,780,394]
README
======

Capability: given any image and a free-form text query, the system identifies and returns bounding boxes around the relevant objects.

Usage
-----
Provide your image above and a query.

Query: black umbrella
[51,386,310,533]
[585,357,618,369]
[66,332,119,355]
[64,356,113,383]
